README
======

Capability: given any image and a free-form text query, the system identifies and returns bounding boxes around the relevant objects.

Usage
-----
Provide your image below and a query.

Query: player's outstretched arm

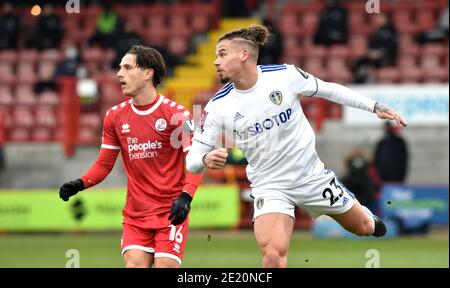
[311,78,408,127]
[374,103,408,127]
[58,148,119,201]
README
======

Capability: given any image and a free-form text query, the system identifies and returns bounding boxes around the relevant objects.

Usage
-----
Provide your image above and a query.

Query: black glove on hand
[59,179,84,201]
[168,192,192,226]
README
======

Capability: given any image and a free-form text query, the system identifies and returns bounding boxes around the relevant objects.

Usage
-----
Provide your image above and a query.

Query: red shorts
[121,211,189,265]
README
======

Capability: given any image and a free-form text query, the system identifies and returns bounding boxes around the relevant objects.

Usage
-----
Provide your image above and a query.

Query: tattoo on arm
[374,102,390,113]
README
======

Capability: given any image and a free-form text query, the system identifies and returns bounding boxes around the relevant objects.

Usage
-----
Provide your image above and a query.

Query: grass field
[0,229,448,268]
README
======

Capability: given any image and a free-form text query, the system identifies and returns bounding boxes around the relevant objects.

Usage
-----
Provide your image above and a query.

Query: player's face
[214,40,243,84]
[117,53,150,97]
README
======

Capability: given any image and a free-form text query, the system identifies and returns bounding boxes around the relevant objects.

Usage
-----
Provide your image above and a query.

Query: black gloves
[168,192,192,226]
[59,179,84,201]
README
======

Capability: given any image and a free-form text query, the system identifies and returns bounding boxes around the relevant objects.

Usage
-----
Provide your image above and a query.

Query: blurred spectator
[314,0,348,46]
[352,13,398,83]
[0,2,22,50]
[88,1,123,48]
[222,0,250,17]
[416,3,449,44]
[163,37,189,76]
[25,3,64,50]
[342,147,379,212]
[258,19,283,65]
[54,44,82,78]
[112,21,144,68]
[374,122,409,183]
[34,44,82,95]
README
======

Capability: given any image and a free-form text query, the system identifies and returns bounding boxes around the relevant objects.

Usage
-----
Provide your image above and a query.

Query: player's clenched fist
[202,148,228,169]
[59,179,84,201]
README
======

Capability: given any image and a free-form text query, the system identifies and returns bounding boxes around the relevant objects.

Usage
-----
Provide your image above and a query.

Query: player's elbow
[186,151,205,174]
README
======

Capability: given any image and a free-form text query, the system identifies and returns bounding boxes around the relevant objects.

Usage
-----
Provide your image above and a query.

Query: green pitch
[0,230,447,268]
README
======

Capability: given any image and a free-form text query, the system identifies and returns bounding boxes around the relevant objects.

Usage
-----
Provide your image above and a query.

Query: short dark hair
[127,45,166,87]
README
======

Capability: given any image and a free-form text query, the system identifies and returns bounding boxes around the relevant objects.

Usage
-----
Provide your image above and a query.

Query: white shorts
[251,169,356,220]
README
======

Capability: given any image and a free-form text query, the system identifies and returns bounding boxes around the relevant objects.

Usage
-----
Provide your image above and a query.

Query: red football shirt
[90,94,198,218]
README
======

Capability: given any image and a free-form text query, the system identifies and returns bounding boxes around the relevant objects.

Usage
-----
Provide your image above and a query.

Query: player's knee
[124,255,151,268]
[262,247,287,268]
[125,260,149,268]
[154,258,180,268]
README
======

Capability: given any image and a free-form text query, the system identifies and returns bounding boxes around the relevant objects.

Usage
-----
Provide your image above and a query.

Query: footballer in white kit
[187,25,407,267]
[190,64,376,219]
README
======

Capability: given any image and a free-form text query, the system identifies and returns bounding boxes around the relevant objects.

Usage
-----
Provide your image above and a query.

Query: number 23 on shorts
[322,177,344,206]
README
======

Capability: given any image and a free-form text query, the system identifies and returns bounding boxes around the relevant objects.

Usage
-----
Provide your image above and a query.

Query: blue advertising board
[381,185,449,225]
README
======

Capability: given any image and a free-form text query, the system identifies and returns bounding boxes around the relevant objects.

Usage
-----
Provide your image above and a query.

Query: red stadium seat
[38,91,59,106]
[12,107,34,128]
[31,127,53,142]
[82,47,103,63]
[191,3,213,33]
[329,45,349,59]
[421,55,448,82]
[99,81,123,105]
[304,46,326,59]
[35,107,57,128]
[278,12,301,36]
[0,85,13,107]
[348,10,371,35]
[0,106,12,129]
[168,25,192,38]
[40,49,62,63]
[8,127,30,142]
[167,37,189,57]
[283,55,301,67]
[349,34,368,59]
[78,126,100,145]
[422,44,447,58]
[14,85,36,105]
[38,62,56,82]
[283,36,302,58]
[400,67,423,83]
[0,50,18,63]
[280,3,302,16]
[393,11,418,33]
[399,34,421,57]
[145,26,168,47]
[376,67,400,83]
[17,62,36,84]
[0,63,15,85]
[416,9,437,31]
[18,50,39,64]
[191,13,211,34]
[304,58,328,80]
[327,58,352,84]
[301,12,319,35]
[80,113,102,130]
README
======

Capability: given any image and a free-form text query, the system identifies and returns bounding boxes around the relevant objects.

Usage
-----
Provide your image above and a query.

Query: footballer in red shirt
[59,45,202,268]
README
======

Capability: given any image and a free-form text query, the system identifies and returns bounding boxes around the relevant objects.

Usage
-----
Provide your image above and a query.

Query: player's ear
[145,68,154,81]
[241,50,249,62]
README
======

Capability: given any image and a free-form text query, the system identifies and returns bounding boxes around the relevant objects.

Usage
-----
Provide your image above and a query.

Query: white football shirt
[193,64,329,189]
